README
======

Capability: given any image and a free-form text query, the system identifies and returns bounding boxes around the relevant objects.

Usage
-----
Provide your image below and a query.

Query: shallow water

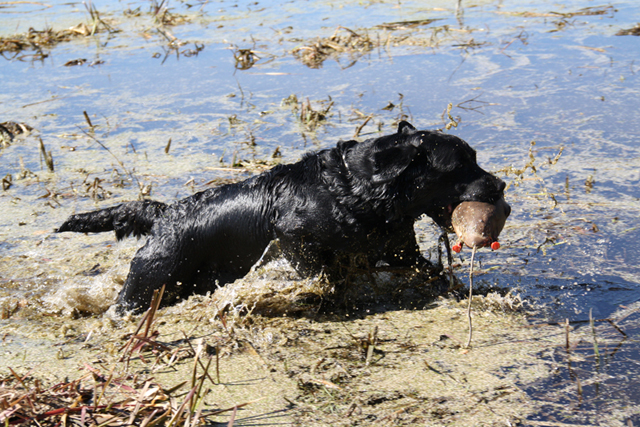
[1,0,640,423]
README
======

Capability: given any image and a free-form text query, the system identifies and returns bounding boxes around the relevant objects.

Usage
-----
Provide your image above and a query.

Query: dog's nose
[503,202,511,219]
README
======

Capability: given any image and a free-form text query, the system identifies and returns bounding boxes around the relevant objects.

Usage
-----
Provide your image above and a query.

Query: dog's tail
[56,200,167,240]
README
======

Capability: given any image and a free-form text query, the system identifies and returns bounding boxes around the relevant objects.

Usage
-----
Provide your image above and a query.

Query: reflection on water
[1,0,640,423]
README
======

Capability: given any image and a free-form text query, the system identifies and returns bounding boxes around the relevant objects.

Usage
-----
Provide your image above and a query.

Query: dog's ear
[347,124,422,184]
[397,121,416,135]
[369,145,417,184]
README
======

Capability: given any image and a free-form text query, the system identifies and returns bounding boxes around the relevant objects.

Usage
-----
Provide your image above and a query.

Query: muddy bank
[2,282,638,425]
[0,294,570,425]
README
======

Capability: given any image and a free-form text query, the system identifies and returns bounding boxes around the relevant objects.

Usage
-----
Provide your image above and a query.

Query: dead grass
[616,23,640,36]
[0,287,247,426]
[290,22,457,69]
[0,122,32,148]
[2,269,639,426]
[0,22,108,59]
[282,94,335,132]
[292,27,375,69]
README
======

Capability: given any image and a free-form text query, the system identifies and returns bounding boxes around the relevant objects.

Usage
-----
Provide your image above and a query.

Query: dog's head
[344,121,508,229]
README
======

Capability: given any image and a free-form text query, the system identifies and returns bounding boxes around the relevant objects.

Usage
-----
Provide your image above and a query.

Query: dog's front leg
[376,220,429,269]
[115,232,198,313]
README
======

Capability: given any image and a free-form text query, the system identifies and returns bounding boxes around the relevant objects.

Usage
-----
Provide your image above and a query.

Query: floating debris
[0,3,117,56]
[1,25,99,55]
[494,5,615,19]
[233,48,258,70]
[63,58,87,66]
[1,174,11,191]
[299,97,334,131]
[550,5,615,18]
[0,122,33,148]
[282,94,334,132]
[151,0,191,26]
[616,23,640,36]
[292,26,374,69]
[374,18,441,31]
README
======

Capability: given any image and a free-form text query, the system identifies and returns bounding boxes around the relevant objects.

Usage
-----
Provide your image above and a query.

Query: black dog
[57,122,507,312]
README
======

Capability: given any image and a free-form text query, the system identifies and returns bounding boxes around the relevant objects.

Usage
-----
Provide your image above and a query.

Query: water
[1,0,640,423]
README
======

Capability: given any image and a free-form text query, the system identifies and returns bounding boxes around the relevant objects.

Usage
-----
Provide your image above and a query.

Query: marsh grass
[282,94,335,133]
[0,286,255,426]
[2,260,637,426]
[292,26,374,69]
[0,122,33,148]
[0,1,117,59]
[0,26,90,56]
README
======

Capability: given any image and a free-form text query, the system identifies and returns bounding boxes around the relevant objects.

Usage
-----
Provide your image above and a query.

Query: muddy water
[1,0,640,424]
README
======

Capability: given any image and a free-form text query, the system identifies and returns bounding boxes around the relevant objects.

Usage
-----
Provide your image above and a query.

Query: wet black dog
[57,122,506,312]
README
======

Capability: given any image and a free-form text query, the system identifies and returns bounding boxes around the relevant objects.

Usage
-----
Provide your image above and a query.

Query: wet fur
[57,122,506,312]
